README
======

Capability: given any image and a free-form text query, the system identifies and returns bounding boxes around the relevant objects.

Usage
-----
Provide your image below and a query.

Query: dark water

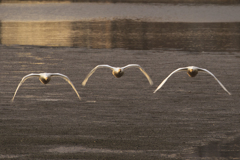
[1,44,240,160]
[1,2,240,160]
[186,136,240,158]
[1,20,240,51]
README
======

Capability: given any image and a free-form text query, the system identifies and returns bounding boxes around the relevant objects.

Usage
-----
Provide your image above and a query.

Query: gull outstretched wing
[154,67,188,93]
[11,73,40,102]
[82,65,114,86]
[122,64,153,85]
[198,68,231,95]
[51,73,81,100]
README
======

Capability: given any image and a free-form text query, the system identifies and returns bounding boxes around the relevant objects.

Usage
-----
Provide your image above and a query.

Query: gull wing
[11,73,40,102]
[153,67,188,93]
[51,73,81,100]
[82,65,114,86]
[198,68,231,95]
[122,64,153,85]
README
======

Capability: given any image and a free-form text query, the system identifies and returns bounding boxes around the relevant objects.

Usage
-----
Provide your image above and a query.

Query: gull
[153,66,231,95]
[11,73,81,102]
[82,64,153,86]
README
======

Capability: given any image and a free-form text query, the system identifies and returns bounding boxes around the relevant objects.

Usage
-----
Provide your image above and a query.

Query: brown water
[0,2,240,160]
[188,136,240,158]
[1,21,240,51]
[1,45,240,160]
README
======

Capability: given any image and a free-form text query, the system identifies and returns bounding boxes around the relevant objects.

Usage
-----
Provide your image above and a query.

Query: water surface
[1,3,240,22]
[1,21,240,51]
[0,2,240,160]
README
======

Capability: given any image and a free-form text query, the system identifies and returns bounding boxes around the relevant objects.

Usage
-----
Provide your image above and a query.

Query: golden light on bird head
[39,76,51,84]
[112,68,124,78]
[187,68,198,77]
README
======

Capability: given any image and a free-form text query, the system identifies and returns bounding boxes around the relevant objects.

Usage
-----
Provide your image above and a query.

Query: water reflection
[1,20,240,51]
[1,22,72,47]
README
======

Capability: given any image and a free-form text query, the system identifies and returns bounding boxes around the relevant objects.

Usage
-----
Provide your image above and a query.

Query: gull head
[187,66,198,77]
[112,68,124,78]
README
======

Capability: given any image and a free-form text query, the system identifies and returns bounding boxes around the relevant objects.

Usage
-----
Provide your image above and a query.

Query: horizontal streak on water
[1,20,240,51]
[0,0,240,4]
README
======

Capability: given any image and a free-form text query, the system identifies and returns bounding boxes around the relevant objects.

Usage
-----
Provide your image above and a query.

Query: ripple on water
[47,146,144,154]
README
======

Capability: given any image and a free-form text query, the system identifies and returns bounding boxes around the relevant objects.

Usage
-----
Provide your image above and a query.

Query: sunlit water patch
[1,20,240,51]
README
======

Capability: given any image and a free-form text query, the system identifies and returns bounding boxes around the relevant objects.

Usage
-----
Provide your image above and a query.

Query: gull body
[154,66,231,95]
[11,73,81,102]
[82,64,153,86]
[112,68,124,78]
